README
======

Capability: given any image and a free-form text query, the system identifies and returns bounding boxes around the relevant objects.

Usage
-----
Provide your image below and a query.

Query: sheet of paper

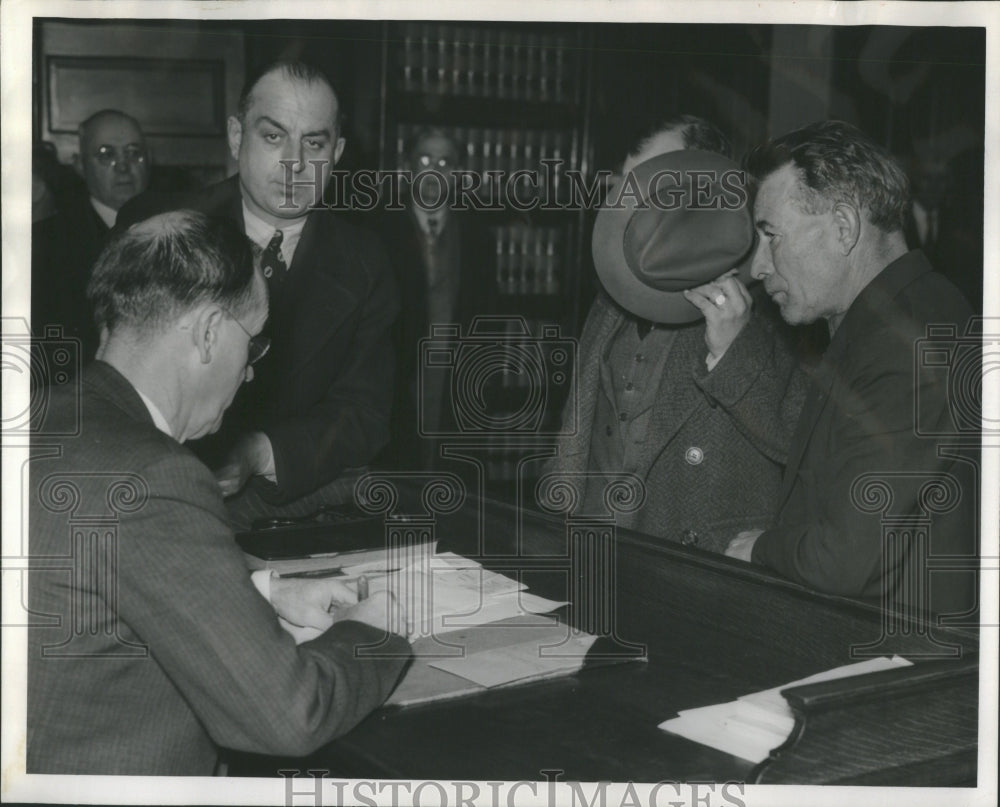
[368,569,566,640]
[659,656,913,764]
[426,632,597,687]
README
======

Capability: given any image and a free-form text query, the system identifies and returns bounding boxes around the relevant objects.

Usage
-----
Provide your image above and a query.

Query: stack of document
[658,656,912,763]
[276,550,567,646]
[364,551,567,640]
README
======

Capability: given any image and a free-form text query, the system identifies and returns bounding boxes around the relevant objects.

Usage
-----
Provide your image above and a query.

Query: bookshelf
[379,21,594,495]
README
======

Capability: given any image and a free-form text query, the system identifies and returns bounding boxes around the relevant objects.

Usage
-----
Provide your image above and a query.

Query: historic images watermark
[279,769,748,807]
[275,160,751,214]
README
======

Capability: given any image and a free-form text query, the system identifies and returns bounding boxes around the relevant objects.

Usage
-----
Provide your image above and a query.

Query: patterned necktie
[260,230,286,279]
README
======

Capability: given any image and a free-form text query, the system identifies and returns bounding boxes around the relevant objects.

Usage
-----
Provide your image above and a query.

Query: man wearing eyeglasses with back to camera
[32,109,150,361]
[28,209,409,776]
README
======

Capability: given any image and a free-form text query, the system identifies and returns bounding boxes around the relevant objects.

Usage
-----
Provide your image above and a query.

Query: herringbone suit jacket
[28,362,410,775]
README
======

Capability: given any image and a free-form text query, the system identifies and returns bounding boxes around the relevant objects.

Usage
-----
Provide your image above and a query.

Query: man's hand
[269,576,359,630]
[725,529,764,562]
[683,270,753,364]
[214,432,275,497]
[331,590,408,637]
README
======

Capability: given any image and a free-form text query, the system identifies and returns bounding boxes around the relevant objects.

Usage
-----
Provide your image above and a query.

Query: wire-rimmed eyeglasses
[93,144,147,168]
[224,310,270,366]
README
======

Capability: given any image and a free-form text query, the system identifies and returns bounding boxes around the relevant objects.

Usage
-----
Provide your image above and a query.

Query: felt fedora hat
[592,149,755,324]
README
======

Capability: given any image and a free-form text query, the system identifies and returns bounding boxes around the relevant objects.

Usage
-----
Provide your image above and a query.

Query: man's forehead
[84,116,143,145]
[754,163,801,214]
[246,72,339,128]
[413,135,457,160]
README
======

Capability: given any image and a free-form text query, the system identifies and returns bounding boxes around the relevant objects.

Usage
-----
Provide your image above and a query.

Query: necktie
[426,215,440,241]
[636,318,654,340]
[260,230,286,279]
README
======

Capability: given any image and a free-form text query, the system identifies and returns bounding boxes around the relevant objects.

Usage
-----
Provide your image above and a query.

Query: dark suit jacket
[546,290,807,553]
[119,177,399,503]
[753,251,978,614]
[31,192,107,361]
[903,203,983,313]
[27,361,410,775]
[374,208,494,468]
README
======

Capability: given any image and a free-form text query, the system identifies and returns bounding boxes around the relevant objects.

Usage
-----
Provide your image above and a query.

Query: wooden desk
[227,489,979,785]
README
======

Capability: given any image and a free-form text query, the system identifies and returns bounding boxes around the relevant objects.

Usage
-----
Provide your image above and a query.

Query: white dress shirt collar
[135,388,173,438]
[90,196,118,229]
[241,202,307,266]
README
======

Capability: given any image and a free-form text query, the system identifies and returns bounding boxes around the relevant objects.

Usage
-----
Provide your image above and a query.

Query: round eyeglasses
[93,145,147,168]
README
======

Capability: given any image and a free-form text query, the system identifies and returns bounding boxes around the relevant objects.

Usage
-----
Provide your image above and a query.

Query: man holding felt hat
[545,116,807,553]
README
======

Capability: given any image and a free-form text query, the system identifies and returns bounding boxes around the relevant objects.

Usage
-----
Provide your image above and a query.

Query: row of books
[397,23,577,103]
[491,226,562,296]
[395,123,579,201]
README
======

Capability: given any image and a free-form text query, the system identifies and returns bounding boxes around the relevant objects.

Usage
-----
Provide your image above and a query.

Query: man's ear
[832,202,861,255]
[227,116,243,163]
[189,305,225,365]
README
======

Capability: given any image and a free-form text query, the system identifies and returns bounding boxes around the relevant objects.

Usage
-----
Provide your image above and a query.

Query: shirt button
[619,412,628,422]
[685,446,704,465]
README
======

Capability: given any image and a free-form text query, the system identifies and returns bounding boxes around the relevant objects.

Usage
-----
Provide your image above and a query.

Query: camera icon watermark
[915,317,998,439]
[418,315,577,437]
[1,318,81,437]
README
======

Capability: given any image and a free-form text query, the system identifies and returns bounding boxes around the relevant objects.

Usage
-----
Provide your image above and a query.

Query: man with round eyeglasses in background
[32,109,151,362]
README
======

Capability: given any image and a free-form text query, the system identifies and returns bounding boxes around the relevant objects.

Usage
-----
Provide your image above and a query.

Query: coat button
[685,446,704,465]
[605,425,613,436]
[682,529,699,546]
[619,412,628,421]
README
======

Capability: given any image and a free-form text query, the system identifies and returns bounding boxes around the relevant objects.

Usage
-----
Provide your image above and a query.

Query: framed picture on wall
[47,55,225,136]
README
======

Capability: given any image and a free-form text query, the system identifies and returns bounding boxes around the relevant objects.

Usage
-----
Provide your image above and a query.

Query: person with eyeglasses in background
[373,126,493,470]
[32,109,151,363]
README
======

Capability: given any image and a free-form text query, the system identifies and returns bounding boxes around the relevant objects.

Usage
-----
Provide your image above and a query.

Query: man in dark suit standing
[32,109,150,361]
[28,210,408,775]
[728,121,977,617]
[376,127,493,469]
[120,61,399,524]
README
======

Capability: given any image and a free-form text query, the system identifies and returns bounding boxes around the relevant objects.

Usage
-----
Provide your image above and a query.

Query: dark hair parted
[88,210,258,335]
[743,120,910,232]
[236,60,342,128]
[630,115,732,160]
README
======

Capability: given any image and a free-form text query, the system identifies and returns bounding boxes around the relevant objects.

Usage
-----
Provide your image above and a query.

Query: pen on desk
[357,574,369,601]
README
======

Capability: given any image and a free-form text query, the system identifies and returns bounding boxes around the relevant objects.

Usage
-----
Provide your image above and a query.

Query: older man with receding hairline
[28,209,409,775]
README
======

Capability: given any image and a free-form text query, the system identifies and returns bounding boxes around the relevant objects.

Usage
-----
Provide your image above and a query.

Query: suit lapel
[276,212,360,379]
[776,363,832,506]
[562,298,623,472]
